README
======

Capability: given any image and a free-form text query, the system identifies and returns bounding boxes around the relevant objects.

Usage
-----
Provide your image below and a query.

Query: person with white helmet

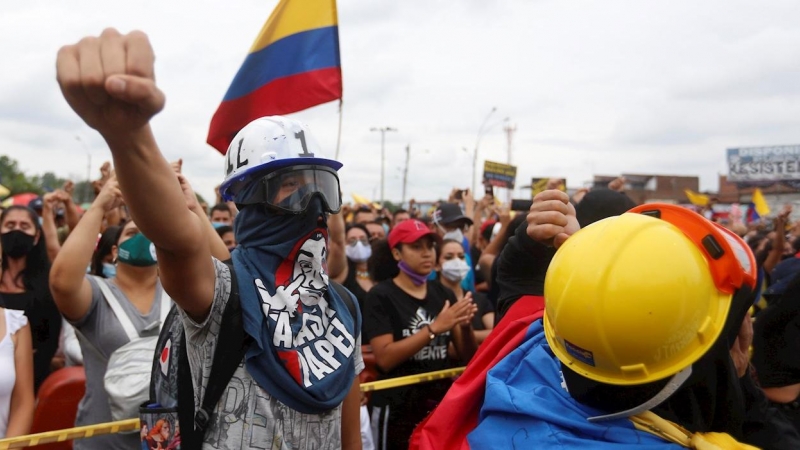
[56,29,363,449]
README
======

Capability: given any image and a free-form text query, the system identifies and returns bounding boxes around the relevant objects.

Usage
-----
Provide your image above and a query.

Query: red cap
[388,219,436,249]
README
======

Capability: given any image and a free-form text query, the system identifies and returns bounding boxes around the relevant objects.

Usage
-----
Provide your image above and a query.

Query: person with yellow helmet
[412,189,800,449]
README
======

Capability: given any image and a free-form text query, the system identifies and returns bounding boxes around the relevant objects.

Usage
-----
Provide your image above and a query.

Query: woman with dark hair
[363,219,477,450]
[333,223,374,321]
[367,238,399,284]
[436,239,494,344]
[91,225,123,278]
[0,205,63,391]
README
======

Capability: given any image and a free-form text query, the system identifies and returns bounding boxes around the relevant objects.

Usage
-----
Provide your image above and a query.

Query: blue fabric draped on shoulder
[467,320,682,449]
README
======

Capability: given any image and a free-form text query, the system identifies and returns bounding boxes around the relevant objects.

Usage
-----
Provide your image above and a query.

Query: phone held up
[510,199,534,211]
[484,184,494,199]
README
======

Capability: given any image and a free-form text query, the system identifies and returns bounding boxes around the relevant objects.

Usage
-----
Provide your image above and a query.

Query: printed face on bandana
[292,234,329,304]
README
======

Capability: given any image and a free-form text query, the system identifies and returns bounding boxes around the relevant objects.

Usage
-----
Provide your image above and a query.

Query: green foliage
[0,155,95,203]
[0,155,42,195]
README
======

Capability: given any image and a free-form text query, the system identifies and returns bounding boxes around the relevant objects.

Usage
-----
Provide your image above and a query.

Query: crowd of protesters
[3,162,800,448]
[0,26,797,450]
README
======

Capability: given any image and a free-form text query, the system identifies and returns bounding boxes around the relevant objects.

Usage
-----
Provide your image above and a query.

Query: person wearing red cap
[363,219,478,450]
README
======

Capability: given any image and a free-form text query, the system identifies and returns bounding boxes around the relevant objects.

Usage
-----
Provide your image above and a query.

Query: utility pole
[402,144,410,206]
[472,107,497,194]
[370,126,397,207]
[504,122,517,202]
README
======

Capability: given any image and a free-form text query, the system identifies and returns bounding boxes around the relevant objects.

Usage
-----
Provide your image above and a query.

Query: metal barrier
[0,366,466,449]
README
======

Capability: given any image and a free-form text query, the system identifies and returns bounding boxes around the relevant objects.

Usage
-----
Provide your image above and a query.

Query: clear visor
[238,165,342,214]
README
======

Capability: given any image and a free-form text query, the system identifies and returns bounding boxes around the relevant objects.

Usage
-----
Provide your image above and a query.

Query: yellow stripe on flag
[0,184,9,198]
[351,193,372,206]
[249,0,338,52]
[684,189,709,207]
[752,188,771,217]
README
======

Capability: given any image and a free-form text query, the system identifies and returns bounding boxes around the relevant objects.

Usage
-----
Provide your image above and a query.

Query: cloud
[2,0,800,200]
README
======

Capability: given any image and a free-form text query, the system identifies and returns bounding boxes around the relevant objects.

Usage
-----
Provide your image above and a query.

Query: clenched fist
[56,28,165,137]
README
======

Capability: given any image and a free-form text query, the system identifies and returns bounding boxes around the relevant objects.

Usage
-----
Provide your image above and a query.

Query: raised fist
[56,28,165,137]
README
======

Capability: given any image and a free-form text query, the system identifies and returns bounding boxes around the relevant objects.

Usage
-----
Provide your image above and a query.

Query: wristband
[425,324,437,340]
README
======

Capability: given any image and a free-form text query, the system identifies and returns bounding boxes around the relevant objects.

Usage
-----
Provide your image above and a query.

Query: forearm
[194,204,230,261]
[452,325,477,363]
[64,197,80,231]
[340,379,362,450]
[104,127,203,253]
[764,235,785,274]
[470,207,483,245]
[39,206,61,262]
[327,212,347,280]
[373,331,434,373]
[464,204,475,247]
[5,395,34,437]
[50,207,103,296]
[482,223,508,256]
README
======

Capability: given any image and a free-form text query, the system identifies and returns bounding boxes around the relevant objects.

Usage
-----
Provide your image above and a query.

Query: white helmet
[220,116,343,204]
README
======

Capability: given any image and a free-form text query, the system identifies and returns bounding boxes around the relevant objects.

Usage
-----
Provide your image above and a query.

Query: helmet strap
[586,366,693,422]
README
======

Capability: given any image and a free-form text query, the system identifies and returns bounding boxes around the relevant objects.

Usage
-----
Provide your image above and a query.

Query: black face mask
[1,230,36,259]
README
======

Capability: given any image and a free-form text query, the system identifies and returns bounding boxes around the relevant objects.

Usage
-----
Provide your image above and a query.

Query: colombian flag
[207,0,343,153]
[747,187,770,223]
[684,188,709,207]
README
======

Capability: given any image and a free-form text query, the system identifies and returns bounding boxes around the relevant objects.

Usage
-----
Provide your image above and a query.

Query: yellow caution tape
[0,366,466,448]
[0,418,140,449]
[360,366,465,392]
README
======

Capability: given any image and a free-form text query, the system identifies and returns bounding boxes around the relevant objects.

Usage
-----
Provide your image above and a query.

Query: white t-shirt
[0,308,28,438]
[179,258,365,449]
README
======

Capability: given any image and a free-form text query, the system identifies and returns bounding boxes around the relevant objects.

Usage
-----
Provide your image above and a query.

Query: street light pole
[75,135,91,203]
[370,126,397,207]
[472,107,496,194]
[402,144,410,206]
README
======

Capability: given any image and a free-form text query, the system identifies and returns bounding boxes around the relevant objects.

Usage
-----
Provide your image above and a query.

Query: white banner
[727,145,800,182]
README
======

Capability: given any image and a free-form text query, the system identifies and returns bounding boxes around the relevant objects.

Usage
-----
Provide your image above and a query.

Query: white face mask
[442,228,464,244]
[441,258,470,282]
[345,241,372,263]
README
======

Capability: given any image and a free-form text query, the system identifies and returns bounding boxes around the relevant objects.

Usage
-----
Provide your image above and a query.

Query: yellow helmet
[544,204,755,386]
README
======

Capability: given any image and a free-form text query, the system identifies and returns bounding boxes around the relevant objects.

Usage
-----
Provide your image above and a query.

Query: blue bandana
[231,194,358,414]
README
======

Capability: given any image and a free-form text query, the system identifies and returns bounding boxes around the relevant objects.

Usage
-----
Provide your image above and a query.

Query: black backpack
[145,260,359,450]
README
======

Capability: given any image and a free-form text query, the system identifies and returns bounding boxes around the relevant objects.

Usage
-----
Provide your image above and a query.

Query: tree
[0,155,42,195]
[0,155,96,203]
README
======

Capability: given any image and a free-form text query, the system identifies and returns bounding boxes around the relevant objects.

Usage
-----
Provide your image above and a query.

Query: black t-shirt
[471,291,493,330]
[753,294,800,388]
[342,260,369,334]
[363,279,457,407]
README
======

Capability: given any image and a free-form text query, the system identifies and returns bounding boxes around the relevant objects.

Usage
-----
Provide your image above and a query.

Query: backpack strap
[93,275,173,341]
[330,281,360,333]
[93,276,138,341]
[178,260,251,448]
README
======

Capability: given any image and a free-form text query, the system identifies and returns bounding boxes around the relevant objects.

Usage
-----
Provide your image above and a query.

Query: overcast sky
[2,0,799,205]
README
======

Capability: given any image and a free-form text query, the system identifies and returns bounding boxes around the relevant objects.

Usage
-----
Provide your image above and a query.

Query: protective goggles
[236,165,342,214]
[630,204,756,295]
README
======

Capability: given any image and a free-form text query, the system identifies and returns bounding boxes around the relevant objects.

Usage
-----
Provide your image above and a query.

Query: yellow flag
[0,184,9,198]
[351,193,372,206]
[752,188,770,217]
[684,189,709,207]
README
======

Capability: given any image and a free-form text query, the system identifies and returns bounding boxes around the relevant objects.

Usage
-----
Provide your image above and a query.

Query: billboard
[728,145,800,182]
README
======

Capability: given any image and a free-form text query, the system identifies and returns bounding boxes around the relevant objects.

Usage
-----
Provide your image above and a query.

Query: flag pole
[335,99,343,160]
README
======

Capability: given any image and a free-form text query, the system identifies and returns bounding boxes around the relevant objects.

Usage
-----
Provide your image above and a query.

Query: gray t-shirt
[180,258,364,450]
[70,275,165,450]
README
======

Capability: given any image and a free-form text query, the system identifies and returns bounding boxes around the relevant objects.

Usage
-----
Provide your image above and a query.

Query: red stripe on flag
[207,67,342,154]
